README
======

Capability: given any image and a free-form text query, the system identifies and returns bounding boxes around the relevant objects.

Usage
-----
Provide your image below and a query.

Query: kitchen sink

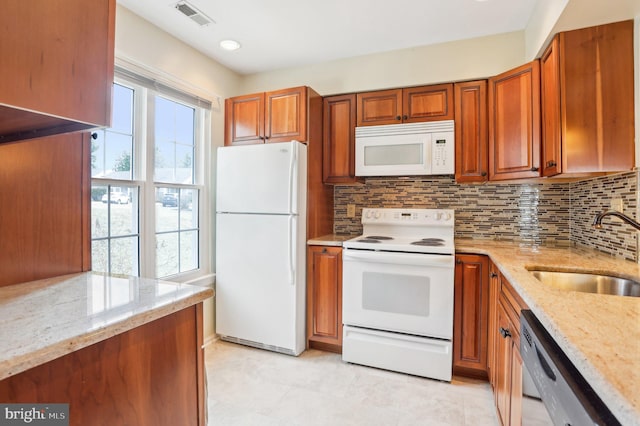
[528,270,640,297]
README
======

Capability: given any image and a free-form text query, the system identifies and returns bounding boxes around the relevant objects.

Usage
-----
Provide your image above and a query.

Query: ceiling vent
[174,1,215,26]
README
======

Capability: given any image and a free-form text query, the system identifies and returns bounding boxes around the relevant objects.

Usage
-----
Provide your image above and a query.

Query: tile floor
[205,340,499,426]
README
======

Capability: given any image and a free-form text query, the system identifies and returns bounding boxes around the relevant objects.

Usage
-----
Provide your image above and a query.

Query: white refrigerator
[215,141,307,356]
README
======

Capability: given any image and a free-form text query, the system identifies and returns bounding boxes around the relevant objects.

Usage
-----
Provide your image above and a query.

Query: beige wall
[239,31,526,96]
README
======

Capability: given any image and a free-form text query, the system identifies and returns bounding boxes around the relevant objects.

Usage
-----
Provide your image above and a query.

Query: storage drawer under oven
[342,249,454,339]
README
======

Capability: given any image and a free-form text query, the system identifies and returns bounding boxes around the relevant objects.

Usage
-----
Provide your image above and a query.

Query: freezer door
[215,213,305,355]
[216,141,304,214]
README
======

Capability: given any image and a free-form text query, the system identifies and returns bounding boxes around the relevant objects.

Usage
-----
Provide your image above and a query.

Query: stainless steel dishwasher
[520,310,621,426]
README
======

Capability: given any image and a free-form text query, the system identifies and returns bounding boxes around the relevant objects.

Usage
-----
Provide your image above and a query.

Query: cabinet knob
[402,115,408,120]
[530,167,540,172]
[322,247,327,253]
[91,132,98,140]
[481,171,487,177]
[456,259,462,264]
[499,327,511,338]
[264,136,270,140]
[396,116,402,121]
[490,272,498,278]
[546,160,557,168]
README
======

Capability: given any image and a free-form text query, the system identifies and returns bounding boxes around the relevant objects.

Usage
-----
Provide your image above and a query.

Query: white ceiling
[117,0,540,75]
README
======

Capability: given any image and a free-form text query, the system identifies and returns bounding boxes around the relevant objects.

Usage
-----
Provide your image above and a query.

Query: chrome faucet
[592,210,640,231]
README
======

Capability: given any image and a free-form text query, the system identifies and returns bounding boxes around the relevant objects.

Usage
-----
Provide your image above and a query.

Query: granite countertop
[456,239,640,426]
[0,272,214,381]
[307,234,352,246]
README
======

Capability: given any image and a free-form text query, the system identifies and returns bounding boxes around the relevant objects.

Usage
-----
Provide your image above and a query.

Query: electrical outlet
[347,204,356,218]
[611,198,624,213]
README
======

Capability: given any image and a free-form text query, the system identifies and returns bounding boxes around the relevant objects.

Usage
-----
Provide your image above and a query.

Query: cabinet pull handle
[546,160,557,168]
[530,167,540,172]
[402,115,408,120]
[396,115,402,121]
[490,272,498,278]
[499,327,511,338]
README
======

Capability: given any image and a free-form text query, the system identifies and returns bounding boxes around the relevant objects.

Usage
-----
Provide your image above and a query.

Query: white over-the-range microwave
[355,120,454,177]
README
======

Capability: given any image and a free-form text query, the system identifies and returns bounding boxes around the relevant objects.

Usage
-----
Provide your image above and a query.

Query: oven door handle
[343,249,454,267]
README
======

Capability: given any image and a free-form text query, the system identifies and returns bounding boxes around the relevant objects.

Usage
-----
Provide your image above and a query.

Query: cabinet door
[559,20,634,173]
[0,0,115,142]
[323,94,360,184]
[453,254,490,378]
[454,80,488,183]
[266,86,307,143]
[306,246,343,353]
[487,261,500,389]
[510,342,523,426]
[224,93,265,146]
[494,302,513,426]
[356,89,403,126]
[488,61,541,181]
[540,36,562,177]
[403,84,454,122]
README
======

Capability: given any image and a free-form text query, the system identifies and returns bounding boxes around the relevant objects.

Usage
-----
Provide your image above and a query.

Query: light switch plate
[347,204,356,218]
[611,198,624,213]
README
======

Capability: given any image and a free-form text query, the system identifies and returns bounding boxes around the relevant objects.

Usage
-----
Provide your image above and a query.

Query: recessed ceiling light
[220,39,241,51]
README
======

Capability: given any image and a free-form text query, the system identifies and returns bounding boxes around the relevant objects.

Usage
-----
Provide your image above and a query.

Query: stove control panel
[361,208,454,226]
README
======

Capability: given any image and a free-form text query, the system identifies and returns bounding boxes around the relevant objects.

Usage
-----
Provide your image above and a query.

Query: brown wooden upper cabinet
[488,61,541,181]
[541,20,634,177]
[225,86,312,146]
[356,84,453,126]
[454,80,488,183]
[0,0,115,144]
[322,94,362,184]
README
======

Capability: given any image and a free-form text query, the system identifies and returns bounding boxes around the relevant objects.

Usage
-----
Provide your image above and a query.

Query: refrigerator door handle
[288,215,295,285]
[288,142,296,214]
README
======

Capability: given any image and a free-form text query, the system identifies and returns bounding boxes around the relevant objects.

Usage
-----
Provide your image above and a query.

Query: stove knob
[435,212,442,220]
[365,210,372,219]
[443,213,452,221]
[374,211,381,219]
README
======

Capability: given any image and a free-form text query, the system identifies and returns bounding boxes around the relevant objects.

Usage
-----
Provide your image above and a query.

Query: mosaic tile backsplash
[333,171,639,261]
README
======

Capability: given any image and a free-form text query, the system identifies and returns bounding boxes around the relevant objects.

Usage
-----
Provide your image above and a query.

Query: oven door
[342,248,454,339]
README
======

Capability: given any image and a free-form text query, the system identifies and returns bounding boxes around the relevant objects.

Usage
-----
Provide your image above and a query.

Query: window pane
[110,188,137,237]
[112,84,134,134]
[180,230,198,273]
[111,237,139,276]
[180,189,198,229]
[92,83,134,180]
[157,187,179,232]
[91,184,109,239]
[91,130,106,177]
[92,240,108,274]
[154,96,195,184]
[157,233,179,278]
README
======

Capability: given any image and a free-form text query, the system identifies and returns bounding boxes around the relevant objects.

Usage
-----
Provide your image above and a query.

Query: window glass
[154,96,195,185]
[91,83,134,180]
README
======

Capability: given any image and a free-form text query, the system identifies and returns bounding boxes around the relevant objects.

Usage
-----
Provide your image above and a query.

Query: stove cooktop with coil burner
[343,208,455,255]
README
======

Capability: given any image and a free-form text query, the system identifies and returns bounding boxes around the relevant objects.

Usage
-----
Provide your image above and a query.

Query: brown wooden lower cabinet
[453,254,490,378]
[306,245,343,353]
[0,304,206,426]
[493,272,527,426]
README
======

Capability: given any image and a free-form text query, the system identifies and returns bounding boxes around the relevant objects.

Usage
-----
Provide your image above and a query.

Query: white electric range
[342,208,455,381]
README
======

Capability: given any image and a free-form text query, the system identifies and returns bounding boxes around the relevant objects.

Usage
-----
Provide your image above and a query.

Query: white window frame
[91,71,212,283]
